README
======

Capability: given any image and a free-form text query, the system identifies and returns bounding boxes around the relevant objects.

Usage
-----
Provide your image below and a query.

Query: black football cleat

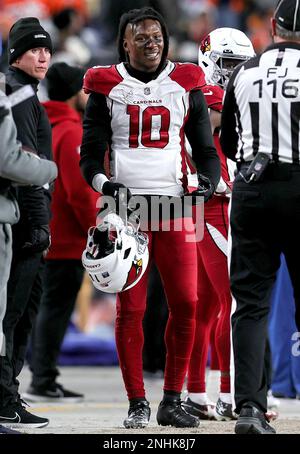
[123,399,151,429]
[182,397,216,420]
[215,398,238,421]
[235,404,276,434]
[157,396,200,428]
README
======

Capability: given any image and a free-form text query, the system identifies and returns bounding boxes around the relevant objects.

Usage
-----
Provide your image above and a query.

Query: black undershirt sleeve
[220,69,239,160]
[185,90,221,188]
[80,92,111,188]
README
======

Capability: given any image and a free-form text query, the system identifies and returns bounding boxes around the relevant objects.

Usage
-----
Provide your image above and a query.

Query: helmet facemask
[210,52,251,88]
[198,28,255,89]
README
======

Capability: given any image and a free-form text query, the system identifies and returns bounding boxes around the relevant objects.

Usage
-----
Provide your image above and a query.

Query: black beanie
[46,62,85,101]
[8,17,53,64]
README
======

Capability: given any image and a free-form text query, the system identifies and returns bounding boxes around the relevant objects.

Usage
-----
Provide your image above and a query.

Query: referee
[220,0,300,434]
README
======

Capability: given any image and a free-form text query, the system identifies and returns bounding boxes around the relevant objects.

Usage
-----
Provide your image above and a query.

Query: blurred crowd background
[0,0,280,370]
[0,0,276,74]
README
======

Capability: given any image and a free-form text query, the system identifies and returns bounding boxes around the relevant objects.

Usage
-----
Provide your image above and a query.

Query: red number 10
[127,105,170,149]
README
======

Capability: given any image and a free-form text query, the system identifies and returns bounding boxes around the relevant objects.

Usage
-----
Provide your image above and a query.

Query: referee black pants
[230,164,300,414]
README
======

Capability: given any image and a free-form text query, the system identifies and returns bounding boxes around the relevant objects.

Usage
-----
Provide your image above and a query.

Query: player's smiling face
[123,19,164,73]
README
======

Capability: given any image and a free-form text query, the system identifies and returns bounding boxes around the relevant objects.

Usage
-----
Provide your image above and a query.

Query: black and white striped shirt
[220,42,300,164]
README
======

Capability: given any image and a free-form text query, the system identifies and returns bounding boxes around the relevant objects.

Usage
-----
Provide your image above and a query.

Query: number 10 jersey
[83,61,205,196]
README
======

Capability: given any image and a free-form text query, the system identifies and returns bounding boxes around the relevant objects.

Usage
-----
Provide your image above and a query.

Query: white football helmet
[82,213,149,293]
[198,27,255,88]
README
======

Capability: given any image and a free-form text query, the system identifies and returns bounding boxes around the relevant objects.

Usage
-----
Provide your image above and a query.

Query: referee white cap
[274,0,300,32]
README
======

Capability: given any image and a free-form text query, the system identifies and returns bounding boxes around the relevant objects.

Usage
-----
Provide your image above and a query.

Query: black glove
[102,182,131,199]
[22,225,51,253]
[189,174,215,204]
[102,181,132,216]
[0,105,9,124]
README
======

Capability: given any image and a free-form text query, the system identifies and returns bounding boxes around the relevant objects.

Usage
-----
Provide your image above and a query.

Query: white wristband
[92,173,109,193]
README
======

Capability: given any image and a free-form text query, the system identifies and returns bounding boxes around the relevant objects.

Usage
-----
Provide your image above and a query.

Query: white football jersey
[84,61,205,196]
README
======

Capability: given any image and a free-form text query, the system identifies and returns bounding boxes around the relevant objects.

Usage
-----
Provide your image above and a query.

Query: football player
[183,28,255,421]
[80,7,220,428]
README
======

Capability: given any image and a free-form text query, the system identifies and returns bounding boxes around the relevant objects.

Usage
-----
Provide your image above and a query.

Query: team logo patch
[144,87,151,95]
[122,257,143,291]
[201,35,211,54]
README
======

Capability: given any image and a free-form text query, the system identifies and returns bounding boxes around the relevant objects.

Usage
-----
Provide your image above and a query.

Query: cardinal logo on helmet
[200,35,211,54]
[122,257,143,291]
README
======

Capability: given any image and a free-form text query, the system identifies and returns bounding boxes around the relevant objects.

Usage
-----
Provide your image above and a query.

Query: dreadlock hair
[117,7,169,64]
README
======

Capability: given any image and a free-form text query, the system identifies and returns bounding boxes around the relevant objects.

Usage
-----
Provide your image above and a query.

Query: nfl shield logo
[144,87,151,95]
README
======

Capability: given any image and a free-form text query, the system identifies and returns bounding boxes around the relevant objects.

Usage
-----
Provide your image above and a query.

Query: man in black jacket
[0,17,54,429]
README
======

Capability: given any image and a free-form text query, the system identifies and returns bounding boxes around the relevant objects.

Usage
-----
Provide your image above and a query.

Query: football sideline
[18,366,300,434]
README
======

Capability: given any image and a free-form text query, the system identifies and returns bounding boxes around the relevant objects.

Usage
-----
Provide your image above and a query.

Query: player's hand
[102,182,131,200]
[102,182,132,217]
[189,174,215,204]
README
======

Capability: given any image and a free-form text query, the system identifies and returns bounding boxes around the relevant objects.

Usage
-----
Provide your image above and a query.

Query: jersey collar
[117,60,175,85]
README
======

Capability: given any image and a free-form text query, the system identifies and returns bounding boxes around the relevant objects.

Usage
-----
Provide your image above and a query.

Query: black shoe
[0,424,22,434]
[157,397,200,428]
[23,383,84,403]
[235,404,276,434]
[0,401,49,429]
[123,399,151,429]
[182,397,216,420]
